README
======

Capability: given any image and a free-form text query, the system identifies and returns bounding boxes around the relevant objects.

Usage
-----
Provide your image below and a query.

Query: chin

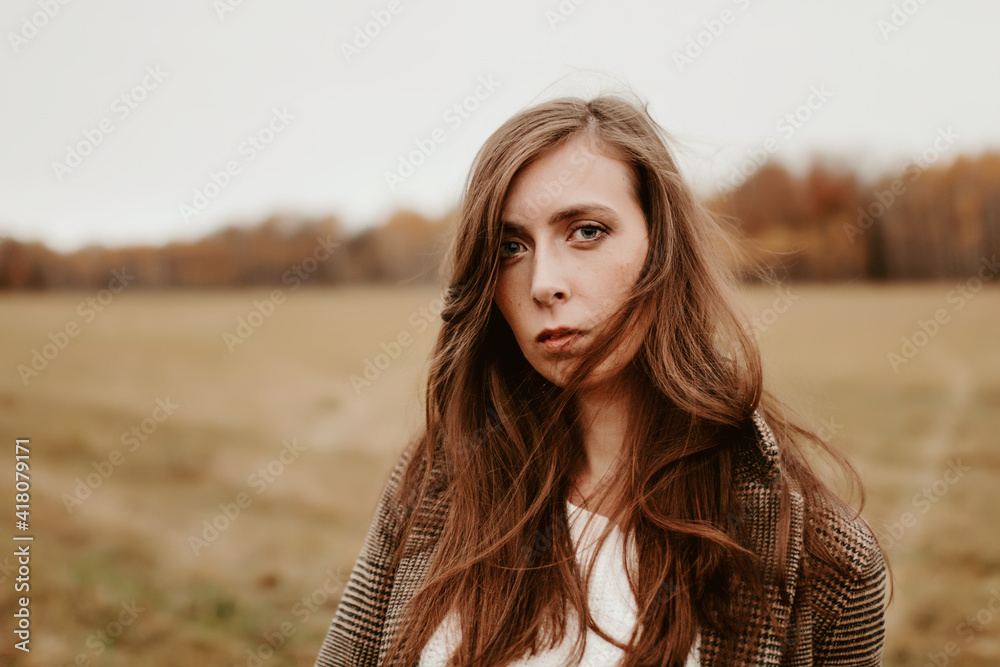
[534,360,622,393]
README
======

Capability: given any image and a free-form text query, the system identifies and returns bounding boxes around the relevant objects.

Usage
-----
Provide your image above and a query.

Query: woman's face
[493,134,650,390]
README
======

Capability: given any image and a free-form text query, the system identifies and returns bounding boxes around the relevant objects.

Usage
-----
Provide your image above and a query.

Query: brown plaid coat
[314,411,888,666]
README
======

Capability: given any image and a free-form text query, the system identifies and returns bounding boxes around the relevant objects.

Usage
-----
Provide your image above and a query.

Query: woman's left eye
[572,224,607,242]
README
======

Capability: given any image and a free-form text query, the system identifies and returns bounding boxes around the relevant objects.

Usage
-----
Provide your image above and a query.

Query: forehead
[501,135,636,223]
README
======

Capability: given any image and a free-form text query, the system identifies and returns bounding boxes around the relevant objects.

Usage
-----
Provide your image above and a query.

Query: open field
[0,284,998,666]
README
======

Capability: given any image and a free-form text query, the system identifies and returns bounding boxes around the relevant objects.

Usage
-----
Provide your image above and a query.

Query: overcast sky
[1,0,997,252]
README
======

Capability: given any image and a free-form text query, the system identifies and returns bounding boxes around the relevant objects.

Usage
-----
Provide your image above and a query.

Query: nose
[530,241,569,306]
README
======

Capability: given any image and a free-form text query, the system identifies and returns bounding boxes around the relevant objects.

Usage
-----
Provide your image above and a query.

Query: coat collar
[382,408,801,666]
[699,407,803,665]
[745,408,783,485]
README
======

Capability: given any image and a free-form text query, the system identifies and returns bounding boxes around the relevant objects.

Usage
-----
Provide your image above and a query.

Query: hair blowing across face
[381,95,875,667]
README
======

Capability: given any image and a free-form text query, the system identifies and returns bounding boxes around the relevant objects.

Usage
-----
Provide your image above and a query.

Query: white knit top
[418,499,700,666]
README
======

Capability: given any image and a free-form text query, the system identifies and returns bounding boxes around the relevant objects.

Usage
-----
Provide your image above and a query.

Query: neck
[571,377,637,511]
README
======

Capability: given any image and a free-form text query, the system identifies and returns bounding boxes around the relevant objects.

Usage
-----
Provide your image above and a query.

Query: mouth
[536,327,586,354]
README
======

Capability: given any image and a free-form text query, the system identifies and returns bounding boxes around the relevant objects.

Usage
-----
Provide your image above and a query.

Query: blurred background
[1,1,999,664]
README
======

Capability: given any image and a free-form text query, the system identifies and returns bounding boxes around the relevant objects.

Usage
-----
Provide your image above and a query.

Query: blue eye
[573,224,607,241]
[500,240,524,258]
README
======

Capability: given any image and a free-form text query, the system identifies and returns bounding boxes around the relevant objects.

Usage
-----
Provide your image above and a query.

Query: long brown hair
[382,94,878,666]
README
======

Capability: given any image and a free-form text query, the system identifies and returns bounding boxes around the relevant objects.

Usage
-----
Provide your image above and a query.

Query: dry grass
[0,283,997,665]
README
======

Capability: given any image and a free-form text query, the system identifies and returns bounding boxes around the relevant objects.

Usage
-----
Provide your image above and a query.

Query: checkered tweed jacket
[314,411,888,666]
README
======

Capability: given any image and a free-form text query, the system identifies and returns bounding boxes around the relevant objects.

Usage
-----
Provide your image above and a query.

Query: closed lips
[537,328,580,342]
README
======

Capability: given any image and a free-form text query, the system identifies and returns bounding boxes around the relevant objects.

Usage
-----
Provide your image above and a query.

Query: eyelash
[499,223,609,259]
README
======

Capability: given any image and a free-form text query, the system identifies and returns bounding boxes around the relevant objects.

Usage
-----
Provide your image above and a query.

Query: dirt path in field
[919,349,974,467]
[883,347,974,638]
[882,347,973,543]
[297,358,427,457]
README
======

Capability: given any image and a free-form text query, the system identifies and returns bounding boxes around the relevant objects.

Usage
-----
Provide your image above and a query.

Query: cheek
[592,257,641,301]
[493,281,525,336]
[612,240,648,292]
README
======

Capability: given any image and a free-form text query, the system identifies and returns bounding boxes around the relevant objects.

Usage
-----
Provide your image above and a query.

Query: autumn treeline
[1,152,998,290]
[709,151,1000,281]
[0,210,454,290]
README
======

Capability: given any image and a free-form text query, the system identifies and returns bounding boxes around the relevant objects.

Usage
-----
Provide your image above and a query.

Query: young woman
[314,94,889,666]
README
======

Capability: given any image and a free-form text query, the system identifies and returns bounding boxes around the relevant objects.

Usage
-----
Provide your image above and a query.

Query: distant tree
[2,152,998,289]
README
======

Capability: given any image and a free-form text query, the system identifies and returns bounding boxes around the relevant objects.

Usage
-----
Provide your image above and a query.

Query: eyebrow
[500,203,619,234]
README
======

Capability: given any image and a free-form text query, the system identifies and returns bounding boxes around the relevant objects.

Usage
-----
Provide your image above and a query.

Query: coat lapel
[380,410,803,666]
[380,474,449,666]
[699,410,805,665]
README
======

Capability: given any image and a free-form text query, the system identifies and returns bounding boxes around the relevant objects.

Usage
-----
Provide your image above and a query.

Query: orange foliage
[2,153,998,288]
[709,152,1000,281]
